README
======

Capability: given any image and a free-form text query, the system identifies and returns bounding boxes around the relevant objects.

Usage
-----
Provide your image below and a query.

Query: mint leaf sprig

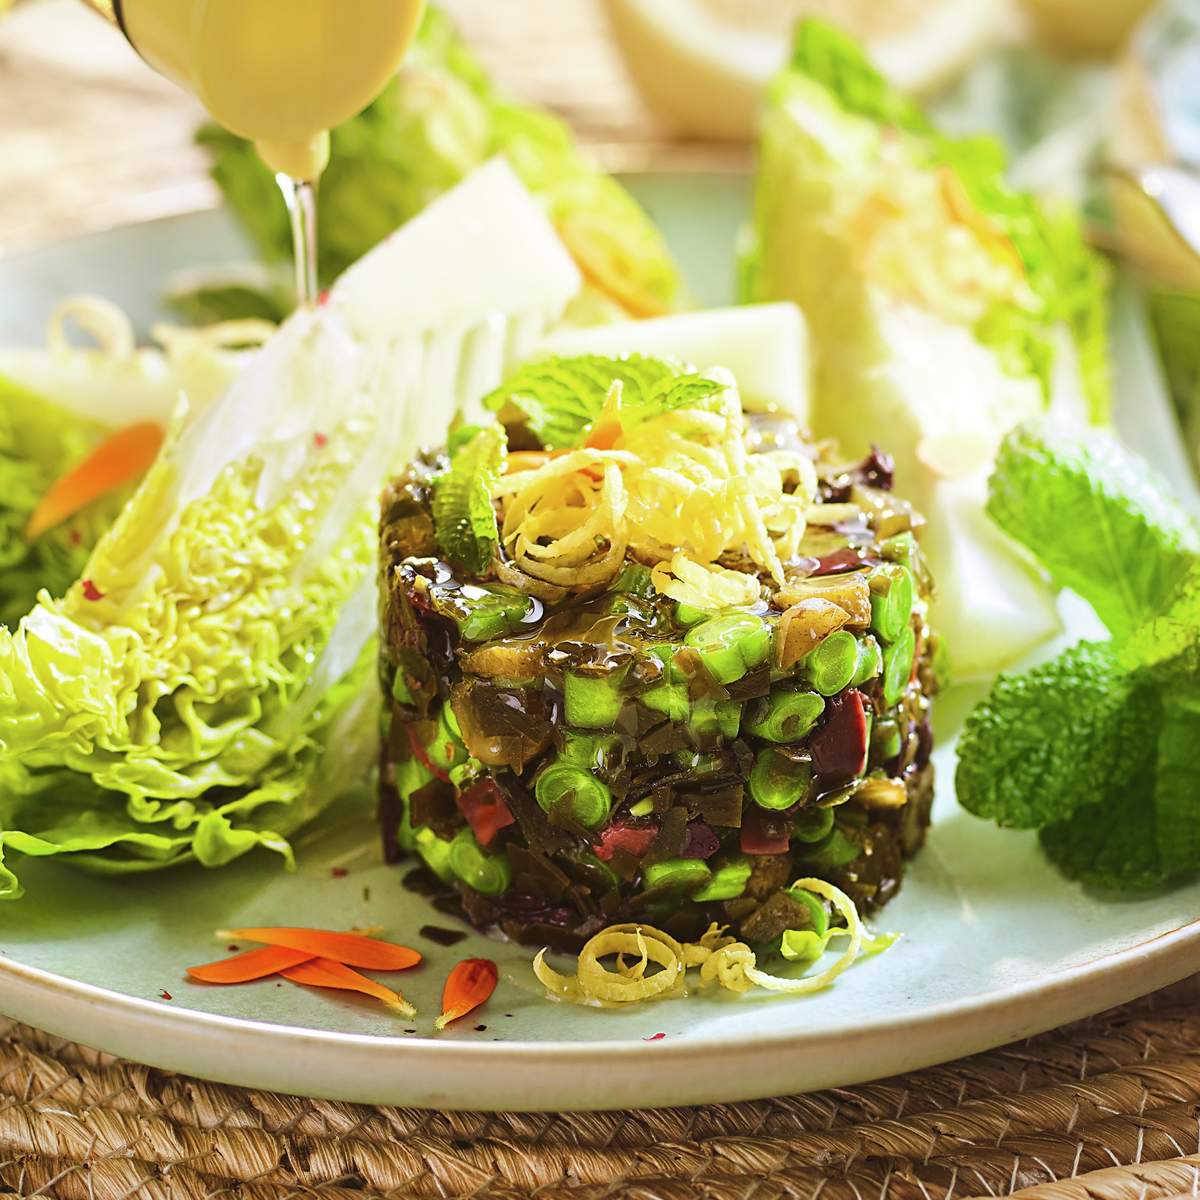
[483,354,723,449]
[956,421,1200,891]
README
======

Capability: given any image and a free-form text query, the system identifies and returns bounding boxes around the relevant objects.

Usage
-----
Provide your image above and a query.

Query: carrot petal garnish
[26,421,164,541]
[436,958,499,1030]
[187,945,315,984]
[217,927,422,971]
[281,957,416,1018]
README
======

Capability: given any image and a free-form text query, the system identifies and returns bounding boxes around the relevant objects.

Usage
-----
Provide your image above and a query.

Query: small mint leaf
[483,354,722,449]
[955,642,1150,829]
[1040,694,1198,891]
[988,423,1200,642]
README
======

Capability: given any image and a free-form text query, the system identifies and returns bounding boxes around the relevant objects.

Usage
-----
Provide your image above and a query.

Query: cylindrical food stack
[379,397,936,953]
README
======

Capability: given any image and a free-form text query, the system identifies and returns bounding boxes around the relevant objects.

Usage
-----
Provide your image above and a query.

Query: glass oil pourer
[78,0,426,304]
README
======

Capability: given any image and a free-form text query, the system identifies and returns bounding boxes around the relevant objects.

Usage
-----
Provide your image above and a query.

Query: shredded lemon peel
[47,296,136,359]
[492,372,816,609]
[532,879,894,1007]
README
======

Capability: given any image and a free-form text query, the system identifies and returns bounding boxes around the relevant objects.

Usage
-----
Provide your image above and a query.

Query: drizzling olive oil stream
[79,0,426,304]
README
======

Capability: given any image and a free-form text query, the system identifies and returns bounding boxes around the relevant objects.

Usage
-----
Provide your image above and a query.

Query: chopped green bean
[883,624,917,706]
[686,613,772,684]
[561,731,623,771]
[448,757,484,792]
[674,602,710,628]
[645,645,690,719]
[692,856,753,901]
[535,761,613,829]
[785,884,830,937]
[391,671,415,705]
[642,858,712,892]
[456,585,537,643]
[449,828,512,895]
[880,531,918,568]
[872,717,902,763]
[642,681,691,723]
[792,806,835,843]
[395,752,433,803]
[745,688,825,743]
[613,563,654,597]
[688,697,741,743]
[647,643,686,677]
[804,630,859,695]
[850,636,883,687]
[869,564,915,643]
[805,827,861,870]
[426,707,468,773]
[415,827,455,883]
[672,750,725,774]
[749,748,813,811]
[564,667,629,728]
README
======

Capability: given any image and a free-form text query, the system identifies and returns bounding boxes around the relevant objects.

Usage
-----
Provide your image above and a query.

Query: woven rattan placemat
[1,978,1198,1199]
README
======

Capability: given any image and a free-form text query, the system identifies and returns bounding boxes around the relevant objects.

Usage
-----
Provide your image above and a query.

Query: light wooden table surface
[0,0,694,257]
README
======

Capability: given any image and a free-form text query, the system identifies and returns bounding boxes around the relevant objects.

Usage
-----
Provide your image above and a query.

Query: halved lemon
[602,0,1015,140]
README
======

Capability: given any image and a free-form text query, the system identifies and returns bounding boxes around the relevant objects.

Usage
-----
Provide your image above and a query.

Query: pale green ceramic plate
[0,175,1197,1113]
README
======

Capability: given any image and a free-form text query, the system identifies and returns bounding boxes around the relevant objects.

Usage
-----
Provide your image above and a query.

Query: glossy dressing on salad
[83,0,425,298]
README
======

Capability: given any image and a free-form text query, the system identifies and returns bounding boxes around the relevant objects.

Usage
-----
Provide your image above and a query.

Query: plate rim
[2,206,1198,1110]
[1,915,1196,1110]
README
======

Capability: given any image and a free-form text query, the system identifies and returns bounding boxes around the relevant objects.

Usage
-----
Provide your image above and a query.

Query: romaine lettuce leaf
[0,162,581,898]
[196,4,682,318]
[757,18,1110,418]
[741,20,1115,680]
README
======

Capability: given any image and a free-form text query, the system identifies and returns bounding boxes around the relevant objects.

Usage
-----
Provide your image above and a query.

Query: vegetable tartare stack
[379,356,937,951]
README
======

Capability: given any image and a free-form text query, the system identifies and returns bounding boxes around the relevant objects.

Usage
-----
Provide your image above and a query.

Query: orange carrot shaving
[187,945,315,984]
[26,421,164,541]
[584,423,622,452]
[217,927,422,972]
[583,378,624,452]
[281,957,416,1018]
[435,958,498,1030]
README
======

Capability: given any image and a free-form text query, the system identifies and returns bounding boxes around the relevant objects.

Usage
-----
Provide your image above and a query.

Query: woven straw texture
[0,978,1197,1199]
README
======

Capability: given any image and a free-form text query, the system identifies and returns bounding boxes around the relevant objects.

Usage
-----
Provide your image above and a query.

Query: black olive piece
[855,445,896,491]
[810,690,869,783]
